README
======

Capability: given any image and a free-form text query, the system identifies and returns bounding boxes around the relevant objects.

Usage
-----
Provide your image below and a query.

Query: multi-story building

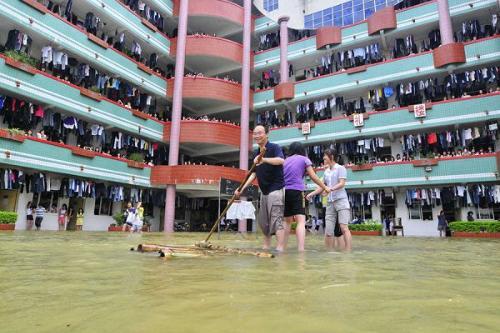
[0,0,498,236]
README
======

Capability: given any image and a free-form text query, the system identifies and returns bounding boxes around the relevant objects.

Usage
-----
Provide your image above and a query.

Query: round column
[278,16,290,83]
[164,0,189,233]
[437,0,454,45]
[238,0,252,233]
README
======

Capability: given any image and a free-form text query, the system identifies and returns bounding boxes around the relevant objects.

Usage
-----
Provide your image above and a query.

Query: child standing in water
[76,208,84,231]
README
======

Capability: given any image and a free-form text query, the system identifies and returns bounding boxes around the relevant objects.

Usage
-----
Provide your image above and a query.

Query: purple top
[284,155,312,191]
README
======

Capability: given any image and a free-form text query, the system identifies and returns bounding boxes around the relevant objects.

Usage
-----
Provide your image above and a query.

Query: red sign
[414,103,427,118]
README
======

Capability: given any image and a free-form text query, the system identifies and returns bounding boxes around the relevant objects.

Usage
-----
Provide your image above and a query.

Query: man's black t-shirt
[254,141,284,195]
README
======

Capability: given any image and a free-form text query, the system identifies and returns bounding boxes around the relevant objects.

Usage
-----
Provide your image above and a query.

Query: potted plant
[108,212,127,231]
[349,221,382,235]
[449,221,500,238]
[0,211,17,230]
[127,152,145,169]
[0,128,26,142]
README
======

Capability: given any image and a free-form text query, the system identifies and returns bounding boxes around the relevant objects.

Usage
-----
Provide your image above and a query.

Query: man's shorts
[258,188,285,237]
[325,198,351,237]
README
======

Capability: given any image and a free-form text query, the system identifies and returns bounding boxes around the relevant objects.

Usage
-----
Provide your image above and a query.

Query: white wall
[395,191,440,237]
[82,198,115,231]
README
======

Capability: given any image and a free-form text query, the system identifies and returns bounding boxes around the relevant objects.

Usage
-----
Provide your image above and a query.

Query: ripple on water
[0,232,499,333]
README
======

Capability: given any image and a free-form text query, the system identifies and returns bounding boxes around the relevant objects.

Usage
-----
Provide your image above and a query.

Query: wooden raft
[136,243,274,259]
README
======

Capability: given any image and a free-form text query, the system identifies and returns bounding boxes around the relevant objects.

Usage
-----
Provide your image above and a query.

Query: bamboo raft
[135,243,274,259]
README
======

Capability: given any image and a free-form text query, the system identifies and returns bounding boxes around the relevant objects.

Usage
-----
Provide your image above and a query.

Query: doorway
[67,198,84,230]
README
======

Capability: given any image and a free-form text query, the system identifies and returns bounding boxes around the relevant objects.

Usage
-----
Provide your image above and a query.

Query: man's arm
[234,172,256,198]
[259,157,284,165]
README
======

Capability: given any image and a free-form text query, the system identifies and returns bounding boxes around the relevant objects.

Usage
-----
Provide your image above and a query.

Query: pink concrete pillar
[238,0,252,233]
[164,0,189,233]
[278,16,290,83]
[437,0,454,45]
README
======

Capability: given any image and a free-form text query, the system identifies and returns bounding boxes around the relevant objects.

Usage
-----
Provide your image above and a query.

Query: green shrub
[113,212,125,226]
[0,211,18,224]
[449,221,500,233]
[349,224,382,231]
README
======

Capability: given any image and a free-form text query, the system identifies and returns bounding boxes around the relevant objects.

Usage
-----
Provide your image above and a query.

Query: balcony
[6,0,167,98]
[167,77,249,114]
[151,165,248,196]
[254,36,500,109]
[164,120,251,156]
[0,136,151,186]
[253,0,497,71]
[0,56,164,142]
[88,0,171,55]
[170,36,245,76]
[307,154,498,190]
[173,0,245,37]
[268,93,500,146]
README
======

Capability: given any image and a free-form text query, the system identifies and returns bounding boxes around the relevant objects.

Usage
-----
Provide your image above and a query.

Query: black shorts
[35,217,43,228]
[284,190,306,217]
[334,221,343,237]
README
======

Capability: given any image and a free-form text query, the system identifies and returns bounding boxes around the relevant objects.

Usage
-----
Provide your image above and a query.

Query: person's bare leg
[325,235,334,249]
[283,217,293,250]
[335,236,345,251]
[340,224,352,251]
[295,215,306,252]
[263,235,272,250]
[275,229,286,252]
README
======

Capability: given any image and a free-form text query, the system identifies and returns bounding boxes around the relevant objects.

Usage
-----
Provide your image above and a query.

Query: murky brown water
[0,232,499,333]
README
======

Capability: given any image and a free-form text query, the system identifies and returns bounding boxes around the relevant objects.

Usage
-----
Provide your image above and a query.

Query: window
[303,0,391,29]
[94,197,113,216]
[408,202,433,220]
[33,191,59,211]
[263,0,278,12]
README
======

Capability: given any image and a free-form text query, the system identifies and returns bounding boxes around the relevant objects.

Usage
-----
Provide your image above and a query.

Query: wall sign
[353,113,364,127]
[414,103,427,118]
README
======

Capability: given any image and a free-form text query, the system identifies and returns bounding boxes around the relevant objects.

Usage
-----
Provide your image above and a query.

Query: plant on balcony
[449,221,500,233]
[88,86,101,94]
[128,152,145,162]
[3,50,39,68]
[7,128,25,136]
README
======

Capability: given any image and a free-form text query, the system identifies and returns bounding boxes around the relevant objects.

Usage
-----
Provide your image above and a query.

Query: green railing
[4,0,167,98]
[0,137,151,186]
[306,155,498,190]
[254,0,496,70]
[268,93,500,145]
[254,37,500,108]
[0,57,164,142]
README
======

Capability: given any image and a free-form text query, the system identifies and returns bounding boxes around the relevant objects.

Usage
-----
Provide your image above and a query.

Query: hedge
[349,224,383,231]
[0,211,18,224]
[449,221,500,233]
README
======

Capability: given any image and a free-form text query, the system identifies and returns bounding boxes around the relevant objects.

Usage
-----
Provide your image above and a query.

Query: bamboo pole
[201,147,266,244]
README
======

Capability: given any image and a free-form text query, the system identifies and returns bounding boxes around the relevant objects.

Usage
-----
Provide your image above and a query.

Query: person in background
[122,202,134,231]
[34,205,46,231]
[437,210,448,237]
[131,202,144,233]
[26,201,34,230]
[467,211,475,222]
[76,208,84,231]
[283,142,330,252]
[58,204,68,231]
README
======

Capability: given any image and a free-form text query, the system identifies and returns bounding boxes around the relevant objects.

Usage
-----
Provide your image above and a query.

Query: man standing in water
[307,149,352,251]
[236,125,286,251]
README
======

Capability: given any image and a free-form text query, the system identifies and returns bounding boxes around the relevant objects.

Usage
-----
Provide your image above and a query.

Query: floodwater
[0,232,499,333]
